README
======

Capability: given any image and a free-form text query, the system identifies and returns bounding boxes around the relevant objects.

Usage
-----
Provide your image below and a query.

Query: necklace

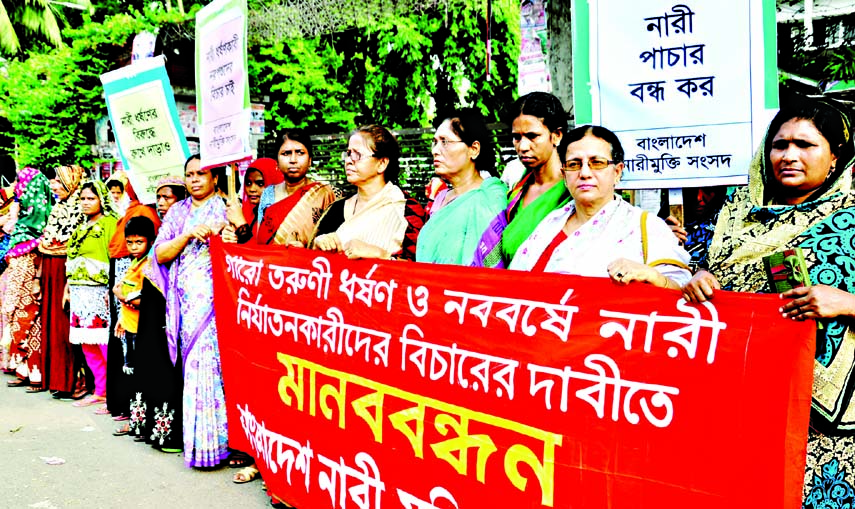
[352,196,359,215]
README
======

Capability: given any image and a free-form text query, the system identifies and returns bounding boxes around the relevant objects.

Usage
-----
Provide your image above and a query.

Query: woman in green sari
[417,109,508,265]
[681,99,855,507]
[471,92,570,268]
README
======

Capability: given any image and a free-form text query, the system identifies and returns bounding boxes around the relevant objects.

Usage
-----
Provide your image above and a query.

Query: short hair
[506,92,567,135]
[352,125,401,185]
[279,129,315,161]
[124,216,156,243]
[107,180,124,193]
[441,108,498,177]
[560,125,625,164]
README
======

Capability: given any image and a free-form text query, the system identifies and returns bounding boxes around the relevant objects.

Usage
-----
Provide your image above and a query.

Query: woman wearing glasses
[417,109,508,265]
[509,125,691,288]
[254,130,335,246]
[312,125,425,260]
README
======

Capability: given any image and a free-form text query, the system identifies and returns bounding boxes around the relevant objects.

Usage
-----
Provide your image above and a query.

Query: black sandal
[7,378,29,387]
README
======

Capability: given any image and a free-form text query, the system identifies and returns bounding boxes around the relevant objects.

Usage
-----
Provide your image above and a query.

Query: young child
[113,216,155,377]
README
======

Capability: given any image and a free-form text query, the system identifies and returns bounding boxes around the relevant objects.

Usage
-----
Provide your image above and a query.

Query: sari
[508,196,691,285]
[471,171,570,268]
[150,195,229,468]
[256,180,335,246]
[701,115,855,507]
[39,164,85,392]
[0,167,53,384]
[417,177,508,265]
[312,182,419,258]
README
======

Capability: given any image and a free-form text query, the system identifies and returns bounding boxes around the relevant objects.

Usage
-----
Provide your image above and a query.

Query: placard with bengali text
[572,0,779,189]
[195,0,250,169]
[100,56,191,204]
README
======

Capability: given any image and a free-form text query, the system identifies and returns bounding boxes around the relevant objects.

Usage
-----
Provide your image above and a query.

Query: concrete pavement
[0,378,271,508]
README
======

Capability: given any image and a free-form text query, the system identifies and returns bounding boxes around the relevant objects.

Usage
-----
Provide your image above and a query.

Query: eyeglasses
[562,157,616,172]
[341,150,375,163]
[432,139,466,150]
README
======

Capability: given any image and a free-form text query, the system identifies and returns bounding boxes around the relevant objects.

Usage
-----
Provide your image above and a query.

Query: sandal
[112,414,129,421]
[233,465,260,484]
[113,423,130,436]
[160,447,182,453]
[228,451,254,468]
[72,395,105,407]
[94,405,111,415]
[26,386,47,393]
[7,378,29,387]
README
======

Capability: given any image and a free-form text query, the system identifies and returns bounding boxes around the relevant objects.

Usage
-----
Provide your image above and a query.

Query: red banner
[211,238,814,509]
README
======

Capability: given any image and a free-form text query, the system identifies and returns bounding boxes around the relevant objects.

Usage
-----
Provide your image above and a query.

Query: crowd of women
[0,91,853,508]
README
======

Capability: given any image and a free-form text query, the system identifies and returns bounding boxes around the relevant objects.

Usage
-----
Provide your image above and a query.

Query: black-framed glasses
[431,139,466,150]
[562,157,616,172]
[341,150,375,163]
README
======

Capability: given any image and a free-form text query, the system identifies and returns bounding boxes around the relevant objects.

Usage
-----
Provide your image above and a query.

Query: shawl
[108,180,161,259]
[6,167,54,260]
[256,181,335,246]
[39,165,85,256]
[241,158,283,225]
[66,214,118,285]
[508,196,691,284]
[148,195,228,365]
[312,182,408,256]
[471,170,571,268]
[417,177,509,265]
[706,113,855,433]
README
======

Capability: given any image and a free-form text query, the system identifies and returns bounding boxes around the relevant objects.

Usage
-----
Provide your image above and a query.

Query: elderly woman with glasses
[311,125,426,260]
[509,125,691,288]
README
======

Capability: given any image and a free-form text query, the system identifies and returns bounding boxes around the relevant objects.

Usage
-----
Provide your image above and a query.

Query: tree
[0,0,93,56]
[248,0,519,132]
[0,6,189,167]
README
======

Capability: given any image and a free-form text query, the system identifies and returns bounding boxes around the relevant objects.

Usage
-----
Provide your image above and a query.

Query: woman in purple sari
[150,155,229,468]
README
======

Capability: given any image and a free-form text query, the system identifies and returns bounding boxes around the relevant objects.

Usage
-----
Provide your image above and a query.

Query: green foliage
[0,6,189,168]
[249,0,520,133]
[0,0,93,56]
[1,0,520,170]
[824,46,855,83]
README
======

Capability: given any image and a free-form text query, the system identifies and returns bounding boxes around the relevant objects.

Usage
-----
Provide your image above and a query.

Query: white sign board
[572,0,779,189]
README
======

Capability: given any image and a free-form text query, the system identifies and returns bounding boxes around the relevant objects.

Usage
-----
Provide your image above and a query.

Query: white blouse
[508,196,691,286]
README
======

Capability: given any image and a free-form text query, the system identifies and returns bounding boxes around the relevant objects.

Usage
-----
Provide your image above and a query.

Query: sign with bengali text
[100,56,191,204]
[572,0,779,189]
[211,240,813,509]
[195,0,250,169]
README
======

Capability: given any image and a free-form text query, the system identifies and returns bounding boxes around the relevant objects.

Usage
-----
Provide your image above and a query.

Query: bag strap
[641,210,649,264]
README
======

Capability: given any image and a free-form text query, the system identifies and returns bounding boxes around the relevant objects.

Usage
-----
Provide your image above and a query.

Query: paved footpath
[0,379,271,508]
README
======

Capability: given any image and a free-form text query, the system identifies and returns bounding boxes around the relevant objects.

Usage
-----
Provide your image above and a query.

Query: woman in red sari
[255,130,335,246]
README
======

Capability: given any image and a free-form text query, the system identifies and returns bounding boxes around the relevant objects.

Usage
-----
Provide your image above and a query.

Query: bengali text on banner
[211,239,814,509]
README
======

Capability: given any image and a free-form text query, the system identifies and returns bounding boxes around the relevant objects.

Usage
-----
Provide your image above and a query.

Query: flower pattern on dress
[805,459,855,509]
[129,392,147,435]
[150,402,176,446]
